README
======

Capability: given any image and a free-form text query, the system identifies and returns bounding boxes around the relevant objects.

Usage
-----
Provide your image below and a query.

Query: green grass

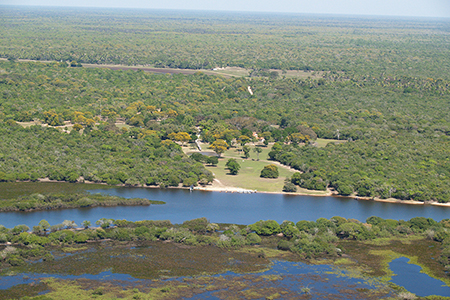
[201,143,330,194]
[315,138,347,147]
[115,123,131,130]
[206,145,294,192]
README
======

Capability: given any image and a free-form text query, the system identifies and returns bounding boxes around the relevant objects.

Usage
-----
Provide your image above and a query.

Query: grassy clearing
[206,159,289,192]
[209,67,324,79]
[315,138,347,147]
[206,145,295,192]
[210,67,250,77]
[203,144,331,194]
[114,122,131,130]
[17,120,74,131]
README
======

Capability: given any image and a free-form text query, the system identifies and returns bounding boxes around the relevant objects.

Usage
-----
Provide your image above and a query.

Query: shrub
[206,156,219,166]
[182,217,209,234]
[281,221,300,238]
[277,240,293,251]
[283,181,297,192]
[74,233,89,243]
[182,177,198,187]
[225,158,240,175]
[7,255,25,266]
[260,164,279,178]
[109,228,133,241]
[296,220,317,234]
[291,172,302,185]
[190,153,206,162]
[246,232,262,245]
[196,235,216,246]
[434,229,450,242]
[249,220,281,236]
[159,228,194,244]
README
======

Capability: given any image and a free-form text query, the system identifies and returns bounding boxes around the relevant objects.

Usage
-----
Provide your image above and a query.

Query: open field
[315,138,347,147]
[206,157,291,193]
[186,142,330,194]
[2,59,322,79]
[201,143,327,194]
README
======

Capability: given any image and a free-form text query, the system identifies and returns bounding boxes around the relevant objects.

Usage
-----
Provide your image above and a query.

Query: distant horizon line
[2,4,450,21]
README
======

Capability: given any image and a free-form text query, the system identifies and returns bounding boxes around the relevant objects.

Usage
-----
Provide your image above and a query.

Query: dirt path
[0,58,237,78]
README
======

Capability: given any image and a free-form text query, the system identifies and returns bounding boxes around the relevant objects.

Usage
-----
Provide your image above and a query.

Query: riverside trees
[0,123,213,188]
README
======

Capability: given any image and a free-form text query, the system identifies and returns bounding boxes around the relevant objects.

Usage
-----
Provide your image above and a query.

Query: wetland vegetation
[1,215,450,298]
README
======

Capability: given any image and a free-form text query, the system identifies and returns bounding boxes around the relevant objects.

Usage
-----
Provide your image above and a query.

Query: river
[1,184,450,228]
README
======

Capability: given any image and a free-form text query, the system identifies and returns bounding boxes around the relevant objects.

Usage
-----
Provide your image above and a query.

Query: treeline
[270,137,450,202]
[0,193,164,212]
[0,123,213,188]
[2,216,450,271]
[1,7,450,79]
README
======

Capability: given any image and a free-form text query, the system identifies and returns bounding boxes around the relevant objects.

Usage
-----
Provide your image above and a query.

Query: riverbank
[6,177,449,208]
[194,183,449,207]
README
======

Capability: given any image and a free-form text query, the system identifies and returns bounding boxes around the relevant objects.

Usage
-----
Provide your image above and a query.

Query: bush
[74,233,89,243]
[159,228,194,244]
[7,255,25,266]
[283,182,297,192]
[336,182,353,196]
[109,228,133,241]
[206,156,219,166]
[182,217,209,234]
[249,220,281,236]
[291,172,302,185]
[434,229,450,242]
[277,240,293,251]
[190,153,206,162]
[260,164,279,178]
[296,220,317,234]
[246,232,262,245]
[281,221,300,238]
[225,158,240,175]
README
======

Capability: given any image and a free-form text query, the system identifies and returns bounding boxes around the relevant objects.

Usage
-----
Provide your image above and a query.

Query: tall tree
[209,139,228,157]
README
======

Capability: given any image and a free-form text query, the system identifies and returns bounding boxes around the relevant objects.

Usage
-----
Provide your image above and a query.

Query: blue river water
[1,186,450,228]
[1,184,450,296]
[389,257,450,297]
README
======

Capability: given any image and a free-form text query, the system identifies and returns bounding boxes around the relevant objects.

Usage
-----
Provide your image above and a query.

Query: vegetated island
[1,216,449,299]
[0,193,164,212]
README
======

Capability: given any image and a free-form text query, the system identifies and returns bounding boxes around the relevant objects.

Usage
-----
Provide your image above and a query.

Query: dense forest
[1,7,450,79]
[0,7,449,202]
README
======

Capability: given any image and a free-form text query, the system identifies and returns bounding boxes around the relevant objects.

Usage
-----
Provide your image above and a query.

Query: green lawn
[315,138,347,147]
[201,141,332,195]
[205,145,291,192]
